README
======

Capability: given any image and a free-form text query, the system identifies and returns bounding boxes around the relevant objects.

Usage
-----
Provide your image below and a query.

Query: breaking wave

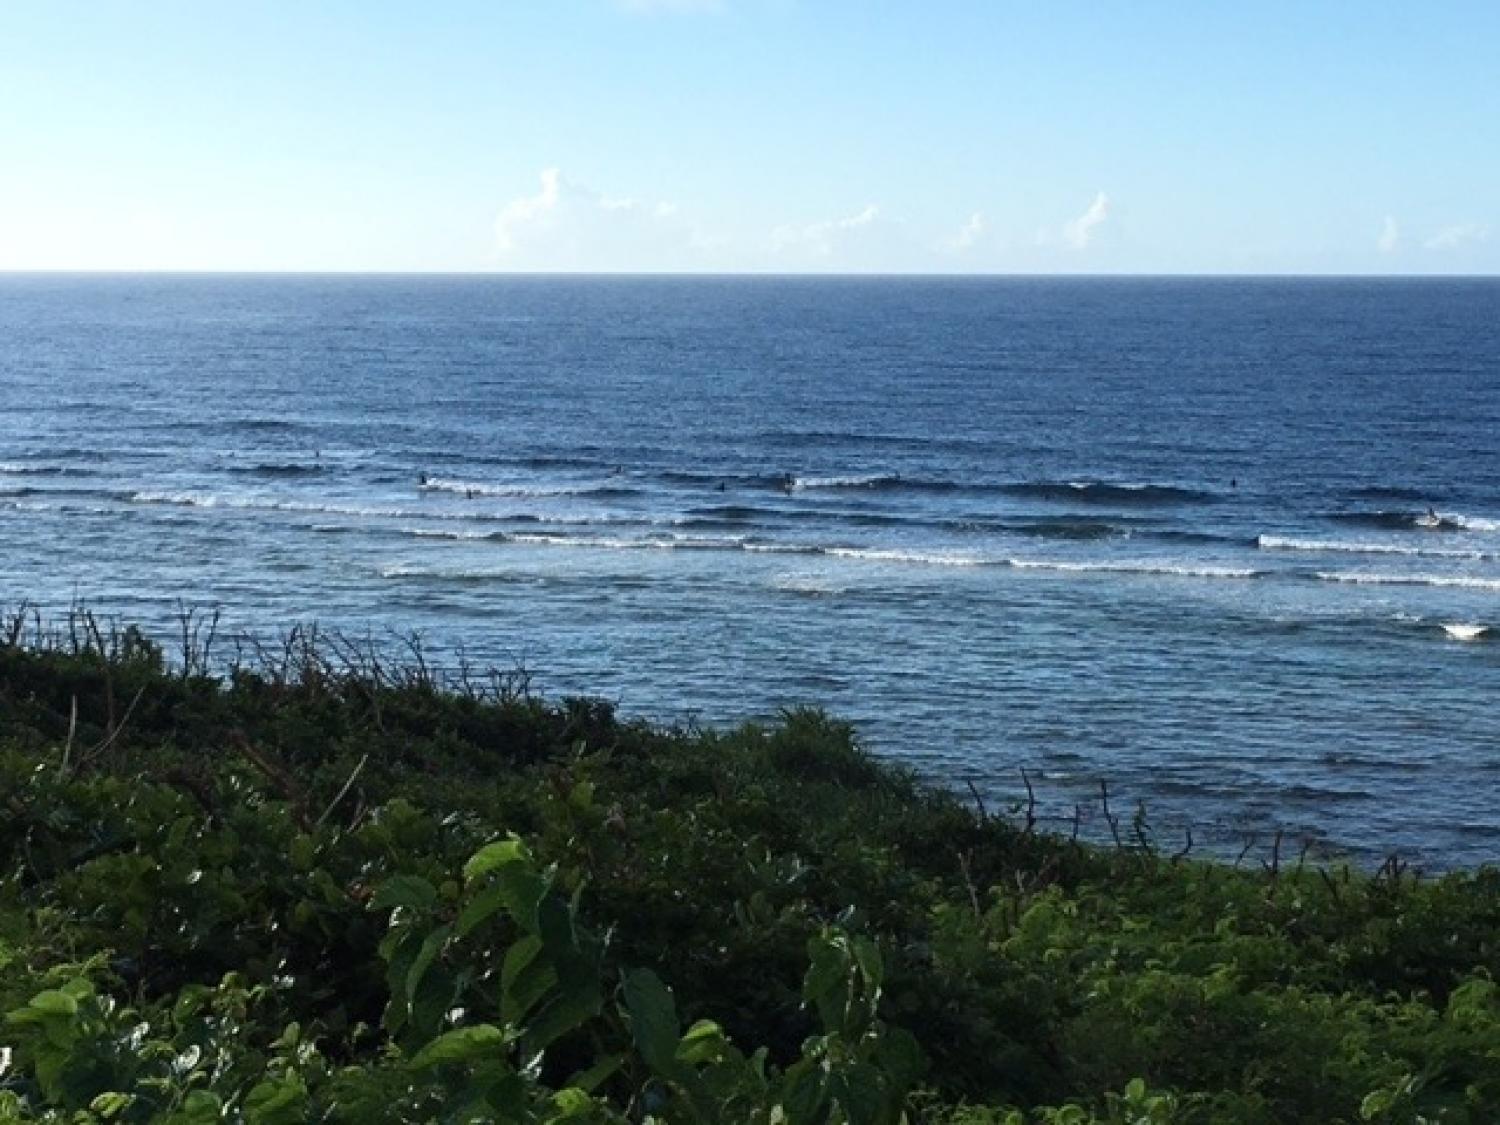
[1315,571,1500,592]
[1258,535,1494,560]
[418,476,639,499]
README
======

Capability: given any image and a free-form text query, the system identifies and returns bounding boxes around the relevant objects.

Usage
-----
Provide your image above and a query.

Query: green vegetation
[2,614,1498,1122]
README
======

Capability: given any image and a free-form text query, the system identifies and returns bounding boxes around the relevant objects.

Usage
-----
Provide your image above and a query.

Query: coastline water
[2,275,1498,864]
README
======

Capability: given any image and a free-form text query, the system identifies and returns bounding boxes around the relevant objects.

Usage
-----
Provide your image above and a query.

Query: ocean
[2,274,1497,865]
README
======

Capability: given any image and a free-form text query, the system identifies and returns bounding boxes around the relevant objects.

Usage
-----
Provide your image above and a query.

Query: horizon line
[1,269,1497,280]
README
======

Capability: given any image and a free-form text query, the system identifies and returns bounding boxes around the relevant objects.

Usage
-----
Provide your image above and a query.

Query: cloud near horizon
[1378,215,1399,254]
[491,170,1143,271]
[1061,192,1110,250]
[770,204,881,259]
[493,168,710,270]
[944,211,987,253]
[1423,223,1490,251]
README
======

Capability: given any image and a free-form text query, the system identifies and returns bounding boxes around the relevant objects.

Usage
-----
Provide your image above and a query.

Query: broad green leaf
[405,924,453,1003]
[622,969,681,1077]
[26,990,78,1016]
[676,1019,730,1066]
[243,1075,308,1125]
[177,1090,224,1124]
[371,874,438,912]
[831,1064,886,1125]
[409,1024,510,1069]
[851,936,883,993]
[464,838,529,882]
[803,936,851,1036]
[780,1059,828,1125]
[457,884,509,937]
[501,935,556,1025]
[621,972,681,1080]
[535,891,579,961]
[523,975,602,1054]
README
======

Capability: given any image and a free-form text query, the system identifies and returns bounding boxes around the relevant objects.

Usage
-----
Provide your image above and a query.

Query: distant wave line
[1258,534,1496,560]
[418,476,640,499]
[1315,571,1500,592]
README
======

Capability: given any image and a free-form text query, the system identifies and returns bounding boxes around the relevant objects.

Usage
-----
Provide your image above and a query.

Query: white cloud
[1061,191,1110,250]
[1378,215,1399,254]
[1423,223,1490,251]
[945,211,986,252]
[494,167,562,251]
[492,168,708,271]
[770,204,880,258]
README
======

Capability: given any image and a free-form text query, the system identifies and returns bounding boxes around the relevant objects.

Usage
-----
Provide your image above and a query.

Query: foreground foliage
[1,619,1498,1122]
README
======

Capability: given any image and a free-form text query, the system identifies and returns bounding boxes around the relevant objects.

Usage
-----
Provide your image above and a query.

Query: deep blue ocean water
[3,275,1498,865]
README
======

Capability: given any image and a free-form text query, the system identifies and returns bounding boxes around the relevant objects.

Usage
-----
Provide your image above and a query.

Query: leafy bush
[2,622,1498,1121]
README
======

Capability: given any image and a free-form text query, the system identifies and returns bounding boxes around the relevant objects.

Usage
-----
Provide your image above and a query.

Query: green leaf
[523,974,603,1054]
[780,1059,828,1125]
[676,1019,729,1066]
[457,884,509,937]
[534,887,579,959]
[405,924,453,1003]
[371,874,438,912]
[26,990,79,1017]
[566,1051,624,1094]
[803,935,851,1036]
[88,1092,133,1119]
[550,1086,600,1119]
[409,964,459,1046]
[464,838,529,883]
[622,969,681,1077]
[243,1076,309,1125]
[851,936,883,993]
[831,1064,886,1125]
[409,1024,511,1069]
[501,935,556,1025]
[177,1090,224,1124]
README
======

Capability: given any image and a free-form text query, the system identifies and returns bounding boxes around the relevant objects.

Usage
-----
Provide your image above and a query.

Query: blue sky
[1,0,1496,273]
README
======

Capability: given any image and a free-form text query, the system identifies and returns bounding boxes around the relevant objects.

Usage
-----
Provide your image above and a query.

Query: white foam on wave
[825,546,984,567]
[1451,515,1500,532]
[1007,558,1261,580]
[133,490,458,522]
[791,473,898,491]
[508,532,746,552]
[419,476,606,498]
[1316,571,1500,591]
[1441,623,1490,641]
[1257,535,1492,560]
[378,564,519,581]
